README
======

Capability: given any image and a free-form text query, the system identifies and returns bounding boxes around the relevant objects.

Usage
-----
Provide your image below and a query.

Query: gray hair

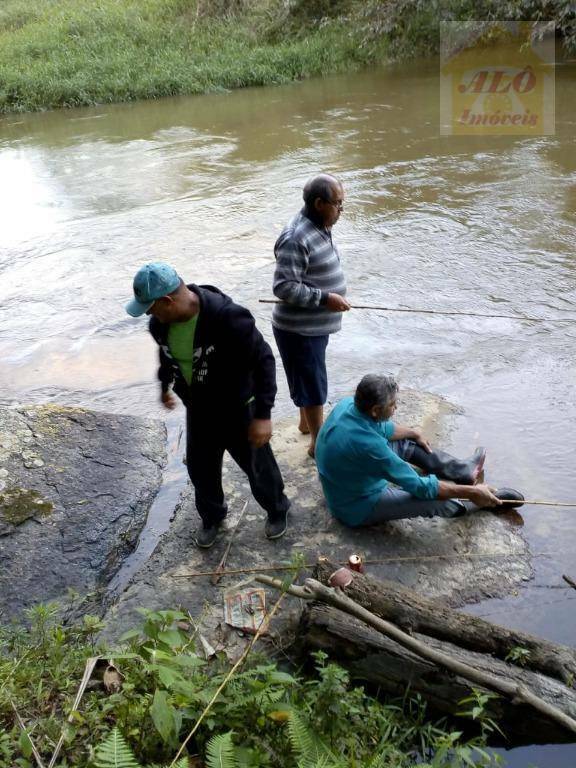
[354,374,399,414]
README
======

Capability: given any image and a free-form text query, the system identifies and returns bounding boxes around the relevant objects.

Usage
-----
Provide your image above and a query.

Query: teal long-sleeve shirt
[315,397,439,526]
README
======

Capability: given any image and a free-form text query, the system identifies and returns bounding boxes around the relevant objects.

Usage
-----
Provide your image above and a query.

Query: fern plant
[93,728,138,768]
[205,731,238,768]
[287,710,314,759]
[93,727,189,768]
[287,711,342,768]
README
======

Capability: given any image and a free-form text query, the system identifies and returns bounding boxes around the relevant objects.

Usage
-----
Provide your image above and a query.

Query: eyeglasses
[323,198,344,211]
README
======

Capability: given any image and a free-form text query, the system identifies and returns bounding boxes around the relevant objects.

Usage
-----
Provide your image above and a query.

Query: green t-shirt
[167,314,198,386]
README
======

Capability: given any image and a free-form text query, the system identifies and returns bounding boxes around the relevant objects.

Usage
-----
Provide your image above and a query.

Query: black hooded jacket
[148,284,277,420]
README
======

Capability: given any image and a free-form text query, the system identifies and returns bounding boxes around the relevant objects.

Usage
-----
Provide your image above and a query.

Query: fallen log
[255,570,576,746]
[300,601,576,746]
[315,559,576,685]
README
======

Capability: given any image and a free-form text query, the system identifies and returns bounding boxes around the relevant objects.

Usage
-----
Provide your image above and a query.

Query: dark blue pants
[273,326,329,407]
[363,440,465,524]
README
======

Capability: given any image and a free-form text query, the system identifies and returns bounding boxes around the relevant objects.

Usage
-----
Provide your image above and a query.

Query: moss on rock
[0,487,53,527]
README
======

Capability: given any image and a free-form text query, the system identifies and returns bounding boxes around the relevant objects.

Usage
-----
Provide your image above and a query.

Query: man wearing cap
[126,263,290,548]
[272,173,350,459]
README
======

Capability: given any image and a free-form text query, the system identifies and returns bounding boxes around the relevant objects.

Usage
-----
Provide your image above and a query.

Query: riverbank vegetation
[0,603,502,767]
[0,0,574,114]
[0,0,378,114]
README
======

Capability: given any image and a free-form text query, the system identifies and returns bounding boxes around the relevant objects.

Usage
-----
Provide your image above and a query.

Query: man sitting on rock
[126,263,290,548]
[315,374,523,527]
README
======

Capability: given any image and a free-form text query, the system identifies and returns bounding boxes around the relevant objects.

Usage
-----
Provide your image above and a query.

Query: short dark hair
[354,374,399,414]
[165,278,185,298]
[303,174,340,209]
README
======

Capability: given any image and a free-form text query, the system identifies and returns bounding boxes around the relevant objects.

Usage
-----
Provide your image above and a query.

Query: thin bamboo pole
[172,550,546,580]
[466,499,576,507]
[258,298,575,324]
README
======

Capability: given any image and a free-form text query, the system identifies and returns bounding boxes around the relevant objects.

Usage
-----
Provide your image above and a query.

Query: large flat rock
[0,405,166,619]
[104,390,531,651]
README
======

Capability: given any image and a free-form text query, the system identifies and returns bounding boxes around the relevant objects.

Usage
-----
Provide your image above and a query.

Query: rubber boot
[461,487,525,514]
[490,487,525,511]
[410,445,486,485]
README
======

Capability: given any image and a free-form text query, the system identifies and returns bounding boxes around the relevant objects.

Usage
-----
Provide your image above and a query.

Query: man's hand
[326,293,351,312]
[248,418,272,448]
[469,484,502,508]
[161,390,177,410]
[410,428,432,453]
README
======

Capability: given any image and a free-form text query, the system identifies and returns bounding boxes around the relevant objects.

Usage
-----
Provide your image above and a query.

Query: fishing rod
[471,499,576,507]
[173,551,553,580]
[258,298,575,324]
[173,499,576,580]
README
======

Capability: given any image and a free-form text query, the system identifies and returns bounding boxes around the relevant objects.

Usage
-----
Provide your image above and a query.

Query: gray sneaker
[195,524,221,549]
[265,513,288,540]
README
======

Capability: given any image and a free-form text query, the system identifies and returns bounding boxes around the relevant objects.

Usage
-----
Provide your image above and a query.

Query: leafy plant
[358,0,576,59]
[93,727,189,768]
[505,646,531,666]
[205,730,238,768]
[94,728,139,768]
[0,605,505,767]
[456,688,504,743]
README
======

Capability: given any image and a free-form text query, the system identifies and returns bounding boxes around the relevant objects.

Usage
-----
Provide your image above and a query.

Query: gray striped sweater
[272,210,347,336]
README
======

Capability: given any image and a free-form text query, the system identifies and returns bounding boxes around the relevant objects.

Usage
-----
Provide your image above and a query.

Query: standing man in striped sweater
[272,174,350,458]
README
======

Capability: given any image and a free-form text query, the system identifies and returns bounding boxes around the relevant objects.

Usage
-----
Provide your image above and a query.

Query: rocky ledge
[103,389,531,653]
[0,405,166,620]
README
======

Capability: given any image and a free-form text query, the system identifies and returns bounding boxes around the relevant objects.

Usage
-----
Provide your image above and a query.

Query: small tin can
[348,554,364,573]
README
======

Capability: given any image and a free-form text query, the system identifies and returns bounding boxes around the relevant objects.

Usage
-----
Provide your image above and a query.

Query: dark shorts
[273,326,329,407]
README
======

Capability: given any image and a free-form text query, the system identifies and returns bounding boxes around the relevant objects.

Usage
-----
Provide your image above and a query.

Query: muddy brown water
[1,61,575,765]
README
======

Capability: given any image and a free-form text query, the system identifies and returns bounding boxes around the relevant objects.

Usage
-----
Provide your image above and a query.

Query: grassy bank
[0,0,381,114]
[0,0,574,115]
[0,603,501,767]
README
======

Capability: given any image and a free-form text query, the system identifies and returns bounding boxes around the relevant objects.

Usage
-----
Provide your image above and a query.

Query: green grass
[0,0,576,113]
[0,0,380,113]
[1,0,572,114]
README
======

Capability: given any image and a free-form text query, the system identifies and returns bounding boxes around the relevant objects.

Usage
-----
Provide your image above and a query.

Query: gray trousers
[362,439,466,525]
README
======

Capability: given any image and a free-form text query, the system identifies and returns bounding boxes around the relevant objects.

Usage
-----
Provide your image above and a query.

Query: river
[1,60,575,765]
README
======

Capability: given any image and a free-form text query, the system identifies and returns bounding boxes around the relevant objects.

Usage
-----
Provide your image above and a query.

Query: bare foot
[307,444,315,459]
[471,448,487,483]
[298,408,310,435]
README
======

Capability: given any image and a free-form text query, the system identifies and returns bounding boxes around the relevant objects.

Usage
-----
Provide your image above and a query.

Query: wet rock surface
[0,405,166,619]
[104,390,531,652]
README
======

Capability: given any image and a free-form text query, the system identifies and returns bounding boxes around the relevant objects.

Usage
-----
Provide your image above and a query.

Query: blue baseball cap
[125,262,181,317]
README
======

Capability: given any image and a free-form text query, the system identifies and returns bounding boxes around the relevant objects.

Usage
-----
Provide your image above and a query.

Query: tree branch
[256,574,576,735]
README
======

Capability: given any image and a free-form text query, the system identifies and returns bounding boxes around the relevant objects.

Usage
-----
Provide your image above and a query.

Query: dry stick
[562,575,576,591]
[258,298,575,324]
[168,587,288,767]
[47,656,100,768]
[173,550,543,580]
[10,700,47,768]
[211,500,249,586]
[256,575,576,736]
